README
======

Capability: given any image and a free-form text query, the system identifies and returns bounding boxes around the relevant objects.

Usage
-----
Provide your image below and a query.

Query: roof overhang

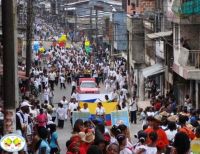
[142,63,165,78]
[147,31,172,39]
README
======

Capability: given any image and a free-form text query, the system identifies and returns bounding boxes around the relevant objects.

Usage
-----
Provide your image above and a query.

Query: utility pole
[26,0,34,77]
[89,7,92,42]
[111,13,114,57]
[2,0,18,133]
[95,9,98,48]
[74,10,77,42]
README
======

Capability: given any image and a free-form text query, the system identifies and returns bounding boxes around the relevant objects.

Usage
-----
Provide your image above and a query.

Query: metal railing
[188,50,200,68]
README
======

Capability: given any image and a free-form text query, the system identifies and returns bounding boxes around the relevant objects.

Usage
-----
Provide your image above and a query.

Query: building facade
[167,0,200,108]
[126,0,200,108]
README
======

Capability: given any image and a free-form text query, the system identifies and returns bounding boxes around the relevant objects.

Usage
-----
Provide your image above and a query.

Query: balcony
[188,50,200,68]
[173,48,200,80]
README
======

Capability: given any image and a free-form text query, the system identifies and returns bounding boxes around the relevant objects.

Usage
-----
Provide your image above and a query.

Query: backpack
[16,112,25,131]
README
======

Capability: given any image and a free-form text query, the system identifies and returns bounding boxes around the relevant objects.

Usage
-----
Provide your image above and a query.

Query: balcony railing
[188,50,200,68]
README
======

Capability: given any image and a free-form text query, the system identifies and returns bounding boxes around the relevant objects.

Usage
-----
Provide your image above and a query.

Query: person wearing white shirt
[118,91,125,107]
[34,79,39,90]
[47,111,52,123]
[29,106,38,119]
[71,90,79,100]
[165,121,177,142]
[95,102,105,121]
[43,87,50,102]
[68,100,78,126]
[60,75,66,89]
[129,96,137,124]
[36,76,42,92]
[44,75,49,88]
[80,103,90,112]
[121,86,128,96]
[49,71,56,90]
[60,96,68,108]
[68,101,78,113]
[60,96,68,119]
[104,78,111,93]
[71,80,76,95]
[111,89,118,101]
[56,103,66,128]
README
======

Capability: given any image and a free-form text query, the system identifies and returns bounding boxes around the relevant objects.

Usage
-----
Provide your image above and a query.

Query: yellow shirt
[191,138,200,154]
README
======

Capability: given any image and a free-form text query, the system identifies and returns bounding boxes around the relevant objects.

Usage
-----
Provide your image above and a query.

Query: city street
[46,82,145,152]
[2,0,200,154]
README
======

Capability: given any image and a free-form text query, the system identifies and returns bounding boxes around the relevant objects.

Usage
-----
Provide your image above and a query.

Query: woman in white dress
[95,102,105,122]
[43,86,50,102]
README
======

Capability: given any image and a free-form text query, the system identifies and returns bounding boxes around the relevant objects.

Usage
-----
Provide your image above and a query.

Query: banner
[58,34,67,47]
[72,111,91,126]
[111,110,130,127]
[79,102,117,114]
[78,94,112,103]
[33,41,39,53]
[79,102,118,126]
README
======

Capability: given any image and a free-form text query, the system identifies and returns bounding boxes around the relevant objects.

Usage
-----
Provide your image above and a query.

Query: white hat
[20,101,31,108]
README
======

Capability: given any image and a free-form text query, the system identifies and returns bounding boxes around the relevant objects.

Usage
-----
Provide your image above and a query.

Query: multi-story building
[167,0,200,108]
[126,0,173,101]
[126,0,200,108]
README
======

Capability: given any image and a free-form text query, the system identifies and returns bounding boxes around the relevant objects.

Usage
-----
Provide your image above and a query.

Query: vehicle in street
[77,78,99,94]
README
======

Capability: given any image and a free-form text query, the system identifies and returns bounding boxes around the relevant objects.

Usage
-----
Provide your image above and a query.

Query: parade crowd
[0,37,200,154]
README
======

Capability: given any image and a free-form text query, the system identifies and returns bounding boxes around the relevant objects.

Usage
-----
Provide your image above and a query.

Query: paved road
[43,82,146,153]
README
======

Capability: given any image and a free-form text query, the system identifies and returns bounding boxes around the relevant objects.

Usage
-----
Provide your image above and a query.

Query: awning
[143,63,165,78]
[147,31,172,39]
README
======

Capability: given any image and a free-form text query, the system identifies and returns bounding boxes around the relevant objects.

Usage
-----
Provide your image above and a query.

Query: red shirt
[154,102,161,111]
[179,126,195,140]
[145,127,169,149]
[36,113,47,127]
[79,143,91,154]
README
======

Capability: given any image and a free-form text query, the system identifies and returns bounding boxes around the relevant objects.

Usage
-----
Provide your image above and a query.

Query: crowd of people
[64,91,200,154]
[13,37,132,154]
[1,33,200,154]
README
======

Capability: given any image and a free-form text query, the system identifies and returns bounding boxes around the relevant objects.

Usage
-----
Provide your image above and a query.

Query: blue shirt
[39,140,50,154]
[50,132,58,148]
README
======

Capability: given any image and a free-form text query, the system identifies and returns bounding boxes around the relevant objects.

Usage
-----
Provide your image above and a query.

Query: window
[128,0,130,5]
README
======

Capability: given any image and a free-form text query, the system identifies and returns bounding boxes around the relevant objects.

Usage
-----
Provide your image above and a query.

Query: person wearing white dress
[43,87,50,102]
[80,103,90,112]
[60,96,68,119]
[95,102,105,122]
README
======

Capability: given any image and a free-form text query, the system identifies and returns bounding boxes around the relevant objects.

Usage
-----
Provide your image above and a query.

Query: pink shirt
[36,113,47,127]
